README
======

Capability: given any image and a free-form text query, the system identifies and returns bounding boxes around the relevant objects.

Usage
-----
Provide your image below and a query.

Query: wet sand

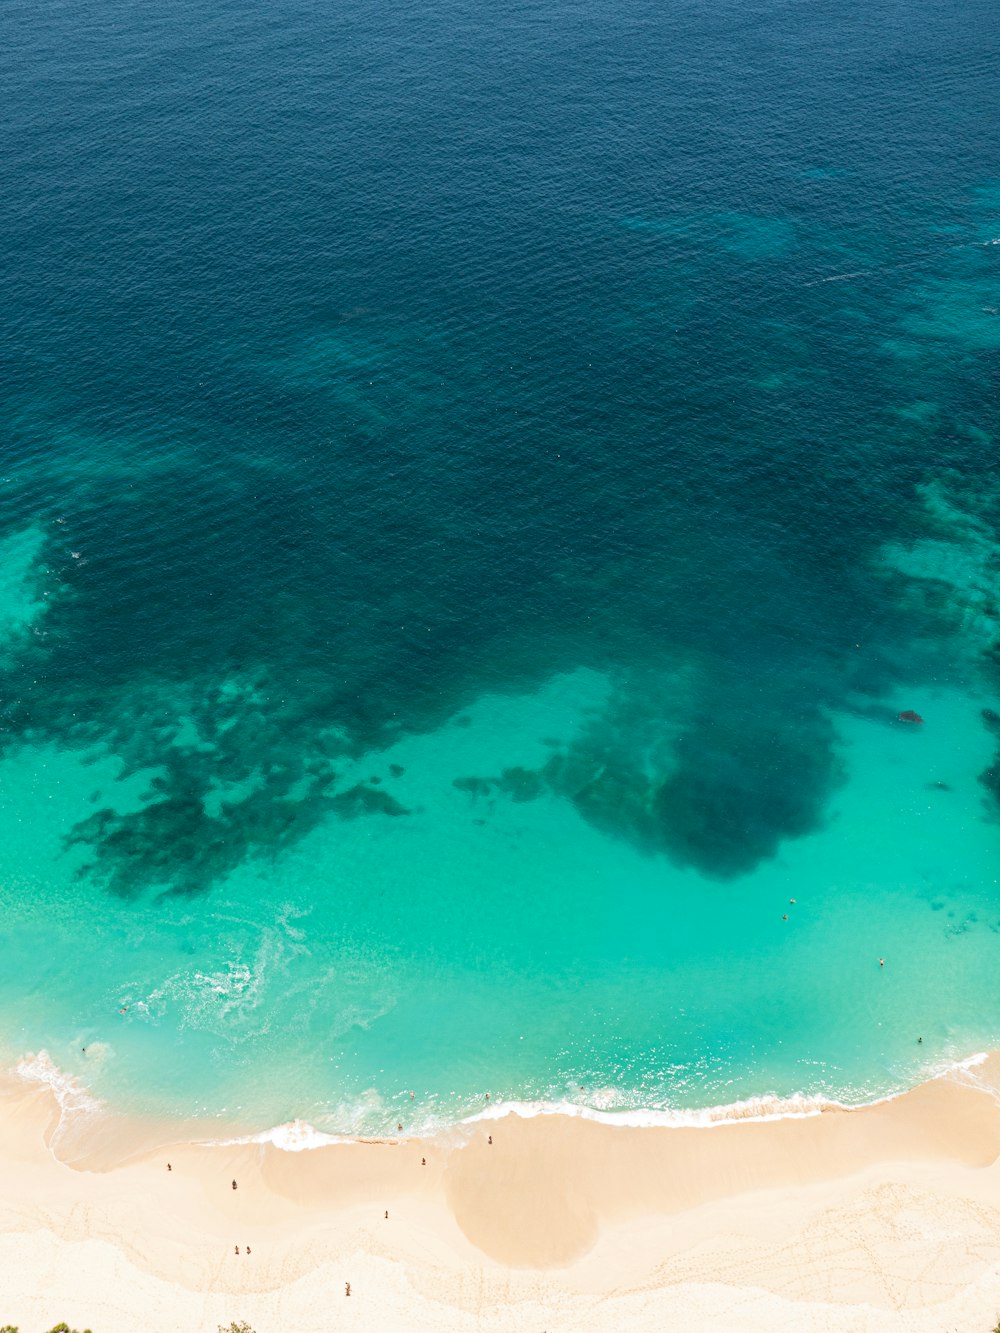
[2,1055,999,1331]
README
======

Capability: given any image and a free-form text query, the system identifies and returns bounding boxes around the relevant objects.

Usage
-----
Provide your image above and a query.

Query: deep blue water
[1,0,999,1135]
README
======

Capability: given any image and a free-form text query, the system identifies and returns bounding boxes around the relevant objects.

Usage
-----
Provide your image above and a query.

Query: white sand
[1,1056,999,1331]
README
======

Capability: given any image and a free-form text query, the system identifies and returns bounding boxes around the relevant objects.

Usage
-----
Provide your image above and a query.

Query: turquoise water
[1,0,999,1137]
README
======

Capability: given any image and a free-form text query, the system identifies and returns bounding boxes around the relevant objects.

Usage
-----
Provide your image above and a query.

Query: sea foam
[200,1051,997,1149]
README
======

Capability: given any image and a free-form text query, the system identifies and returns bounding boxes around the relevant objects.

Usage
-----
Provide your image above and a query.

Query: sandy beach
[0,1056,998,1332]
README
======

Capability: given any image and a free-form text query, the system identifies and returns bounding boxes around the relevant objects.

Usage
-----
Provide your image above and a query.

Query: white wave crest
[8,1050,994,1155]
[461,1088,858,1130]
[212,1118,346,1151]
[14,1049,103,1119]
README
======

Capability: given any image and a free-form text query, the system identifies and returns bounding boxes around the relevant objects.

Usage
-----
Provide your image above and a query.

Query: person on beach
[167,1163,171,1172]
[345,1282,351,1296]
[421,1157,426,1166]
[235,1245,239,1255]
[385,1210,389,1219]
[232,1179,238,1189]
[247,1245,251,1254]
[488,1135,492,1145]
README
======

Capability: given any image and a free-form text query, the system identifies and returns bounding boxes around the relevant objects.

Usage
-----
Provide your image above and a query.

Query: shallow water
[1,0,999,1136]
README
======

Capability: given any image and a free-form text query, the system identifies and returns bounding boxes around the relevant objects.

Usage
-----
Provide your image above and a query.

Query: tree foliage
[0,1326,93,1333]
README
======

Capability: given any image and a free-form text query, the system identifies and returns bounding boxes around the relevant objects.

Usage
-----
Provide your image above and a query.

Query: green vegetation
[218,1323,256,1333]
[0,1325,93,1332]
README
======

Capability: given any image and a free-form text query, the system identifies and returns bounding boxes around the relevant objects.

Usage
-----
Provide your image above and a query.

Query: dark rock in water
[898,710,924,724]
[651,710,842,879]
[369,775,382,784]
[389,763,405,777]
[499,766,545,802]
[980,764,1000,802]
[454,767,546,803]
[574,764,656,848]
[980,711,1000,810]
[330,783,409,818]
[542,750,604,799]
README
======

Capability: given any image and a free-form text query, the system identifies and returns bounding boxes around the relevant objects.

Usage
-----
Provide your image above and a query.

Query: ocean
[2,0,999,1143]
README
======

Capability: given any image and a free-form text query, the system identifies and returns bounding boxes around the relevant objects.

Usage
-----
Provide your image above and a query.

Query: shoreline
[1,1053,998,1330]
[10,1043,996,1167]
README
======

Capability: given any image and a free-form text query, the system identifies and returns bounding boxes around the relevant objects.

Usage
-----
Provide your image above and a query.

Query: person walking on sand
[167,1162,172,1172]
[345,1282,351,1296]
[235,1245,240,1255]
[232,1179,238,1190]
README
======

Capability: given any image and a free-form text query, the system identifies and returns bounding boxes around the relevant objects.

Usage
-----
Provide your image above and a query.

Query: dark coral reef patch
[453,683,843,879]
